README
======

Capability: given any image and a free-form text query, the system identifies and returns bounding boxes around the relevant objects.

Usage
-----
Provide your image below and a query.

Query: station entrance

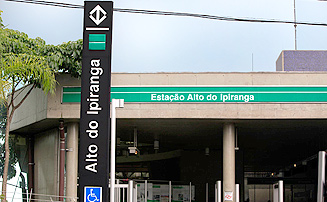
[115,118,327,202]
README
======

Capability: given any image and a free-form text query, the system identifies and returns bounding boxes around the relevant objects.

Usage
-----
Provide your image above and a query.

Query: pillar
[66,122,79,201]
[28,136,34,198]
[223,123,235,202]
[317,151,326,202]
[278,180,283,202]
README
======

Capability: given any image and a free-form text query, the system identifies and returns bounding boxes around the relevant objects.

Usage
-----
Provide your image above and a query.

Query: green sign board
[89,34,106,50]
[62,86,327,103]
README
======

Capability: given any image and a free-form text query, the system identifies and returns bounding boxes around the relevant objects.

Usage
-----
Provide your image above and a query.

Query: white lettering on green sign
[150,93,254,102]
[221,93,255,102]
[151,94,185,102]
[62,86,327,103]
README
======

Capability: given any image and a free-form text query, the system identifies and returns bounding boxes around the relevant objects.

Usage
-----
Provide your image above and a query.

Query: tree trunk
[1,85,36,202]
[1,106,14,202]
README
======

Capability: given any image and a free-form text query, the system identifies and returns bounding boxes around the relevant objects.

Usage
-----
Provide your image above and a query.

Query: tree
[0,11,57,202]
[0,10,83,201]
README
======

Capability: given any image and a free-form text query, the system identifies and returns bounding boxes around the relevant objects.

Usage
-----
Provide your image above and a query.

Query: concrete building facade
[10,72,327,202]
[276,50,327,71]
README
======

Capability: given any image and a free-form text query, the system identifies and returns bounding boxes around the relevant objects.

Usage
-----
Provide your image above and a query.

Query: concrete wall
[10,85,48,131]
[34,128,59,198]
[112,72,327,120]
[46,74,81,119]
[276,52,283,71]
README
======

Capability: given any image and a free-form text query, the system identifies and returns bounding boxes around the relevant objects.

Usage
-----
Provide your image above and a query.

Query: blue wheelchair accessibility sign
[85,186,102,202]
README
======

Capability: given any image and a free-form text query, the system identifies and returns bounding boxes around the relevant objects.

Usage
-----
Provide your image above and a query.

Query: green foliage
[0,194,6,202]
[1,29,83,78]
[0,10,4,28]
[0,11,83,78]
[1,53,56,94]
[47,39,83,77]
[0,15,83,98]
[2,29,46,55]
[0,10,5,57]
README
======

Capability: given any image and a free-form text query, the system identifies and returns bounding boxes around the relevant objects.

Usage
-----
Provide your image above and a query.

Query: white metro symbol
[89,5,107,25]
[87,189,99,202]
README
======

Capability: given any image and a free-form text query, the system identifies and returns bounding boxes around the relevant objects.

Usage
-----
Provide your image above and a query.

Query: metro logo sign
[80,2,113,202]
[89,5,107,25]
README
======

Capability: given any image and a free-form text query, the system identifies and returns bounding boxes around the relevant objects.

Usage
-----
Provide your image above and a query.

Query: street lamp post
[110,99,124,202]
[294,0,297,50]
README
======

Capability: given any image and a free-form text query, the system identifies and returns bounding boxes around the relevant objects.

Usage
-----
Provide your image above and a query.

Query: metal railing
[126,179,195,202]
[4,179,246,202]
[3,192,78,202]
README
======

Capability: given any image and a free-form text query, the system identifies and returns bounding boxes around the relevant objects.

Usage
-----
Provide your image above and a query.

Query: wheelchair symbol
[85,187,102,202]
[87,189,99,202]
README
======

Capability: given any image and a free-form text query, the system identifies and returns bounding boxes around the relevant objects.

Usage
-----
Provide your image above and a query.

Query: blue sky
[1,0,327,72]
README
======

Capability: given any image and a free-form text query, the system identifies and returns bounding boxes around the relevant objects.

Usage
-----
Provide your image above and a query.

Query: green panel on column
[89,34,106,50]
